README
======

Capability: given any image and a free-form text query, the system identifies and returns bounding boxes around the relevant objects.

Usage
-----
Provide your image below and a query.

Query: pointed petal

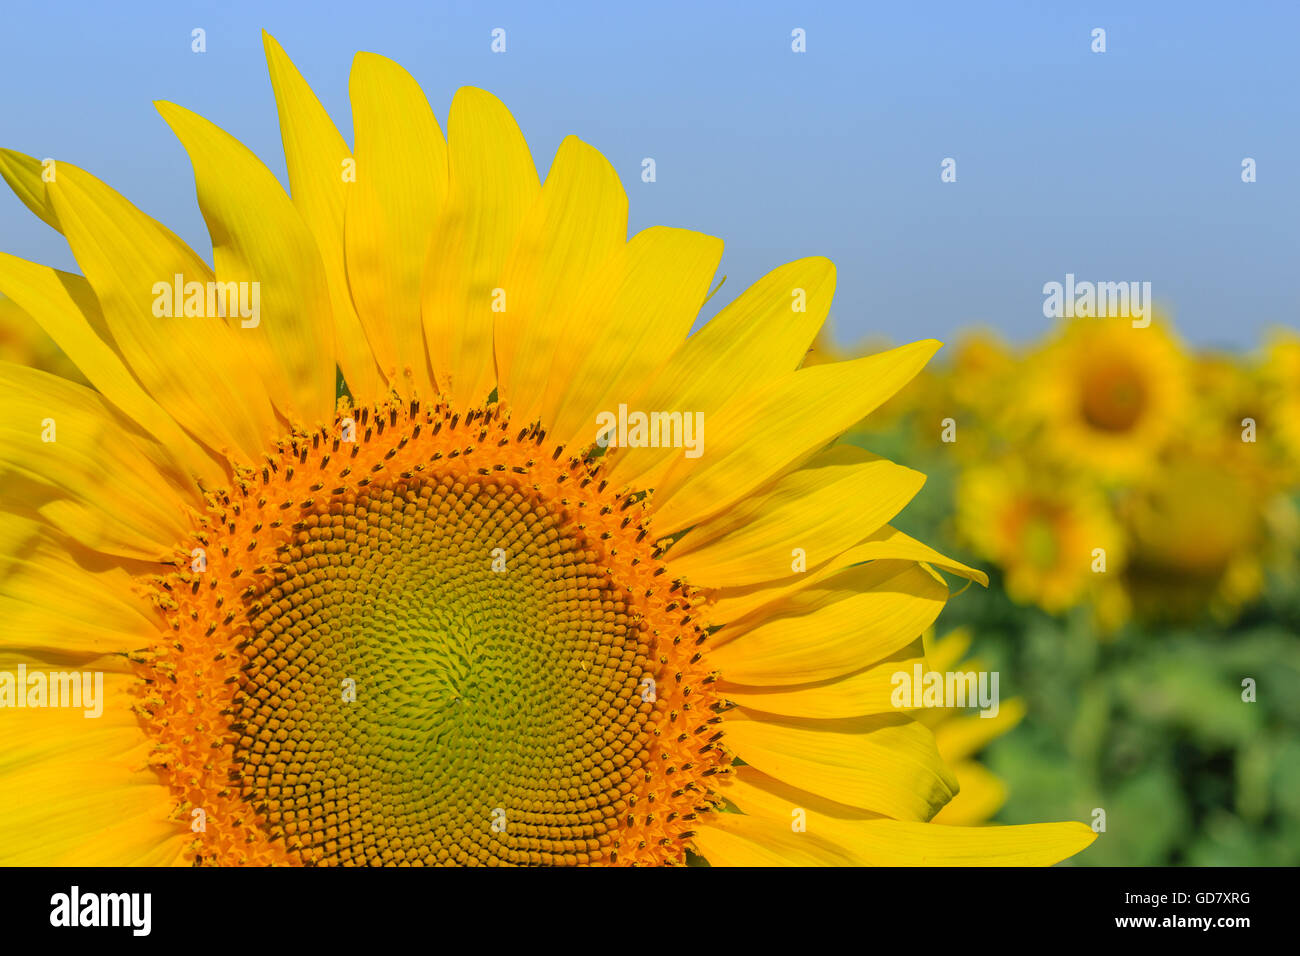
[721,709,957,821]
[156,100,337,427]
[651,340,941,533]
[422,86,539,408]
[0,253,223,486]
[263,32,384,403]
[669,445,925,588]
[709,524,986,625]
[548,225,722,450]
[40,159,279,463]
[710,561,948,685]
[345,52,447,399]
[492,135,627,424]
[0,362,199,559]
[603,257,835,491]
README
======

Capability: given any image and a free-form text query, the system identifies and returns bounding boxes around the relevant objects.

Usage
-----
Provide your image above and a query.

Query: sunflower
[956,461,1126,624]
[1186,350,1294,487]
[1025,315,1188,481]
[1119,454,1271,624]
[0,35,1095,866]
[945,328,1016,416]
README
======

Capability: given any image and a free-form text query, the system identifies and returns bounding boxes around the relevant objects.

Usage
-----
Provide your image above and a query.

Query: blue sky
[1,0,1295,348]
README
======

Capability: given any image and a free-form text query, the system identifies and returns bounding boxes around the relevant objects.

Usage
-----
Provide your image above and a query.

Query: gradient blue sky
[2,0,1296,348]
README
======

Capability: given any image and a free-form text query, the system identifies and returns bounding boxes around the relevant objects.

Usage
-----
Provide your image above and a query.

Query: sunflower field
[813,316,1300,865]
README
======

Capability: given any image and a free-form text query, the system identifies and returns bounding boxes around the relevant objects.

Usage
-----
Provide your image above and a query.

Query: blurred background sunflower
[830,308,1300,865]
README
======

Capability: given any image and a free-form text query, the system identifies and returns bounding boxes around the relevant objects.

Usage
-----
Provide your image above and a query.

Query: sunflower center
[1080,360,1147,432]
[235,476,654,866]
[136,402,726,866]
[1020,511,1060,570]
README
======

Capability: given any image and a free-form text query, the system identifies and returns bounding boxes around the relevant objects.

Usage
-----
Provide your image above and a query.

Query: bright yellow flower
[1025,315,1189,481]
[957,462,1125,621]
[1120,454,1271,623]
[1186,351,1290,486]
[0,36,1094,866]
[945,328,1016,417]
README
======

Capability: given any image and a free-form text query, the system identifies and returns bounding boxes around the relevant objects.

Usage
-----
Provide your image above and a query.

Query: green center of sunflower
[231,475,654,866]
[1022,512,1059,570]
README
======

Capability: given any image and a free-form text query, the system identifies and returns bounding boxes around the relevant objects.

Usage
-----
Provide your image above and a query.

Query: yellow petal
[0,149,59,230]
[651,340,941,533]
[0,253,223,486]
[691,812,859,866]
[156,101,337,427]
[835,818,1097,865]
[718,765,1095,864]
[669,444,924,588]
[0,362,198,559]
[493,135,627,423]
[717,765,883,820]
[708,524,986,625]
[710,561,948,685]
[38,158,278,463]
[718,650,925,720]
[924,626,973,673]
[708,524,985,625]
[721,709,957,820]
[0,672,148,774]
[604,257,835,491]
[0,673,186,866]
[548,226,723,450]
[0,517,160,658]
[422,86,539,409]
[263,31,384,404]
[345,52,447,399]
[912,653,993,731]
